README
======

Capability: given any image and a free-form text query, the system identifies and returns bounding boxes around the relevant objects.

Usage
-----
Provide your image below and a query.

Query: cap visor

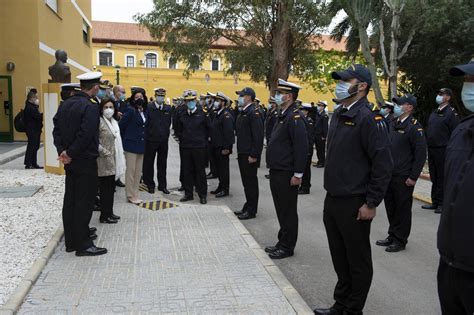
[450,64,474,76]
[331,70,352,81]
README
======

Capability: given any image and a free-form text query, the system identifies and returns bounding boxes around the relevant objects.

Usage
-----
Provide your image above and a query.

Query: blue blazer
[119,107,147,154]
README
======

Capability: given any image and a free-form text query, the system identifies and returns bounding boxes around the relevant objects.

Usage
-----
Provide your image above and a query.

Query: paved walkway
[17,140,304,313]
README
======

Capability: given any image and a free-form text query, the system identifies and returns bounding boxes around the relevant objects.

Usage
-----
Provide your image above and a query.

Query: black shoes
[210,189,221,195]
[89,227,97,233]
[268,248,294,259]
[180,195,194,202]
[75,246,108,257]
[422,204,438,210]
[234,209,245,216]
[200,197,207,204]
[375,237,393,247]
[265,174,270,179]
[33,165,44,169]
[100,217,118,224]
[265,246,279,253]
[215,191,229,198]
[147,186,155,194]
[206,173,217,179]
[115,179,125,187]
[178,186,185,192]
[298,188,310,195]
[159,188,170,194]
[313,307,342,315]
[66,247,75,253]
[110,214,120,220]
[314,163,325,168]
[25,165,43,169]
[237,211,256,220]
[435,207,443,214]
[89,233,97,240]
[385,241,406,252]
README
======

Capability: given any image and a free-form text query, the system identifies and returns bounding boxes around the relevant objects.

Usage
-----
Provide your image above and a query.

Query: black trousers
[179,146,184,185]
[214,147,230,192]
[438,259,474,314]
[63,159,98,251]
[315,136,326,165]
[142,140,169,190]
[301,152,313,190]
[383,176,414,245]
[24,129,41,166]
[99,175,115,219]
[237,154,259,214]
[181,147,207,197]
[427,146,446,206]
[270,169,299,251]
[208,142,218,176]
[323,194,372,314]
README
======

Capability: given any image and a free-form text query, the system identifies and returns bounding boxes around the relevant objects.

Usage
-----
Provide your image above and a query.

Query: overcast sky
[91,0,345,34]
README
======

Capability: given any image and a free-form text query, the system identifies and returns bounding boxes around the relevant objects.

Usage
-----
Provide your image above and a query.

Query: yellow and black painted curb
[139,200,179,211]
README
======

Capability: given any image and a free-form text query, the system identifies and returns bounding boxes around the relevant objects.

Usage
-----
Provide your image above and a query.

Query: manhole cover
[0,186,42,198]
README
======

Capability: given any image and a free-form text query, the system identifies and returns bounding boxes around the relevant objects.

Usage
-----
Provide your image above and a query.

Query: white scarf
[102,117,125,180]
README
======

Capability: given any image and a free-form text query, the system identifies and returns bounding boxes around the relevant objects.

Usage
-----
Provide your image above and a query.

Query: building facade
[91,21,352,108]
[0,0,92,142]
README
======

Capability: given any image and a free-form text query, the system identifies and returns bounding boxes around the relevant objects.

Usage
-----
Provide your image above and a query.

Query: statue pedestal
[42,83,64,175]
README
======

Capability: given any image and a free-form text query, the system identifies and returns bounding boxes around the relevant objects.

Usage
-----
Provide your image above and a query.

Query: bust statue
[48,50,71,83]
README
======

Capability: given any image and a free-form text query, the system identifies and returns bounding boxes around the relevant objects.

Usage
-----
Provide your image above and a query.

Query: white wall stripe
[39,41,91,73]
[71,0,92,28]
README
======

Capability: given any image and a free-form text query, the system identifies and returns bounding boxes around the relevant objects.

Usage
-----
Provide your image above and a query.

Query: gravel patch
[0,170,64,305]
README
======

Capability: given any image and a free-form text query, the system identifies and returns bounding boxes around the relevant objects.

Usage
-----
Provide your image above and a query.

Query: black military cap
[392,93,417,107]
[438,88,453,97]
[449,58,474,76]
[235,87,256,100]
[332,64,372,87]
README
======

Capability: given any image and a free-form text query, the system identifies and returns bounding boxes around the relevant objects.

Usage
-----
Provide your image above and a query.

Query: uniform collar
[243,102,253,112]
[280,103,297,118]
[437,103,450,112]
[339,97,367,118]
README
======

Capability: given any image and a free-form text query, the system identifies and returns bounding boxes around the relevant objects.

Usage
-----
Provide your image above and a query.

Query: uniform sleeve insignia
[90,98,97,104]
[417,128,423,131]
[255,112,260,116]
[203,108,208,113]
[374,116,383,121]
[294,115,300,119]
[344,121,355,126]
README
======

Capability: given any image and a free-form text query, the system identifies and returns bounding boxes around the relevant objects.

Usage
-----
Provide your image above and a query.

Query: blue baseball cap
[332,64,372,87]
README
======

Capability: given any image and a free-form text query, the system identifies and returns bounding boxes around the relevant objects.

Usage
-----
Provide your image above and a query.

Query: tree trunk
[269,0,291,93]
[358,26,385,106]
[388,10,400,99]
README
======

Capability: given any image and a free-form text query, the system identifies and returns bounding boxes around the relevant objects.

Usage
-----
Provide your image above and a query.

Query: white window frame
[45,0,58,13]
[144,51,159,68]
[168,57,179,70]
[97,49,114,66]
[125,54,136,68]
[210,58,221,71]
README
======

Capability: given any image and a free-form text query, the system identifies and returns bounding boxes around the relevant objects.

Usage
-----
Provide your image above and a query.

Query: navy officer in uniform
[423,87,459,213]
[175,90,211,204]
[376,94,426,252]
[234,87,264,220]
[209,92,235,198]
[52,71,107,257]
[436,59,474,315]
[314,100,329,168]
[314,64,393,315]
[265,79,308,259]
[142,87,172,195]
[298,103,315,195]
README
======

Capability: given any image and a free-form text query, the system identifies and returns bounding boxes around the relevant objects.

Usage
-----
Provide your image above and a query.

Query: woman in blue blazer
[119,88,148,204]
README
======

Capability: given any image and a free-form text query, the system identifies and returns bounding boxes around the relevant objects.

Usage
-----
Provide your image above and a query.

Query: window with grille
[145,53,157,68]
[99,52,113,66]
[127,56,135,67]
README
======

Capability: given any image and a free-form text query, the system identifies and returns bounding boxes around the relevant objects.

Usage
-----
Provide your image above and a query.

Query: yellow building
[0,0,92,142]
[92,21,351,108]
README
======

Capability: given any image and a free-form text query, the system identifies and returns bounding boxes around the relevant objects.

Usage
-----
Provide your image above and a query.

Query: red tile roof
[92,21,347,52]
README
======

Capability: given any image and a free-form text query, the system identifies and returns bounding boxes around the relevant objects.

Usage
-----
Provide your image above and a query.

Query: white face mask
[213,101,221,109]
[436,95,444,105]
[462,82,474,112]
[334,81,359,101]
[33,99,40,105]
[103,108,114,119]
[156,96,165,104]
[274,93,284,106]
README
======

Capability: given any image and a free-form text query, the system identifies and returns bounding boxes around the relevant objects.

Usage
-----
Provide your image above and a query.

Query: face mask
[205,98,211,106]
[435,95,444,105]
[103,108,114,119]
[461,82,474,112]
[274,93,284,106]
[393,105,403,117]
[335,81,358,100]
[318,106,324,112]
[238,96,245,107]
[380,108,388,116]
[135,98,145,107]
[213,101,221,109]
[333,104,341,111]
[119,94,126,101]
[267,104,272,110]
[187,100,196,110]
[97,89,106,99]
[156,96,165,104]
[33,99,40,106]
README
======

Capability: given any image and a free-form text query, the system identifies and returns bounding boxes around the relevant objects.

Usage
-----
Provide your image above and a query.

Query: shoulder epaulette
[374,115,383,121]
[203,107,208,113]
[294,114,300,119]
[411,118,418,124]
[90,98,97,104]
[293,108,299,113]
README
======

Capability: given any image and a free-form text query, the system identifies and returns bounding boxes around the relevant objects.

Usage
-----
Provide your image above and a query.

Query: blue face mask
[335,81,358,100]
[187,100,196,110]
[238,96,244,107]
[97,89,106,99]
[380,108,388,116]
[119,94,126,101]
[274,93,284,106]
[435,95,444,105]
[156,96,165,104]
[393,105,403,117]
[462,82,474,112]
